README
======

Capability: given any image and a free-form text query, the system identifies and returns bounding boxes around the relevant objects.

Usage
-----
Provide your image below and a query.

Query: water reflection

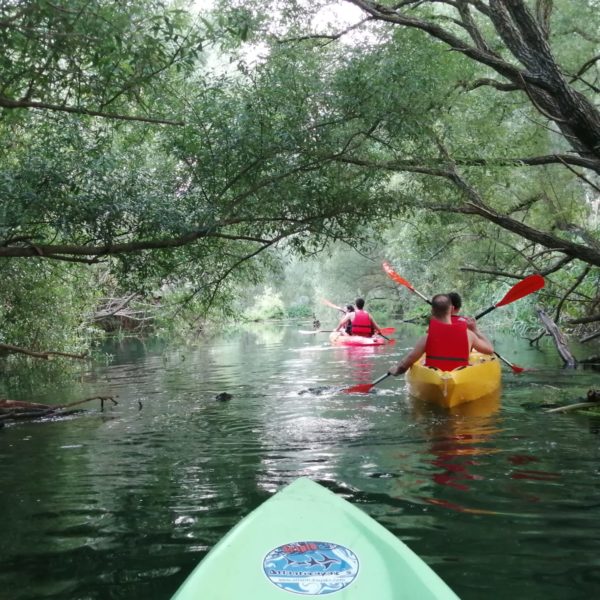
[1,328,600,600]
[411,392,503,514]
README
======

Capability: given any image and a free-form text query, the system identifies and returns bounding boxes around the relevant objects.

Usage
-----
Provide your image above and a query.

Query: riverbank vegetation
[1,0,599,363]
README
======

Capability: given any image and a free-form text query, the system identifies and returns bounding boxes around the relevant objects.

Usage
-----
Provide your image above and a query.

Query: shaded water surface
[1,325,599,600]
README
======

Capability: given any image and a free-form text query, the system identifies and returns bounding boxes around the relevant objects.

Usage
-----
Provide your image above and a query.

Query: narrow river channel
[1,324,599,600]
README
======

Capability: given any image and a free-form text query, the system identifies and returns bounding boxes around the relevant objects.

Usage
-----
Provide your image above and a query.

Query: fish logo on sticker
[263,541,359,595]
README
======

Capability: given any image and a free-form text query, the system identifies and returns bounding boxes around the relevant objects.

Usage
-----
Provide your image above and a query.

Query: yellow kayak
[406,352,501,408]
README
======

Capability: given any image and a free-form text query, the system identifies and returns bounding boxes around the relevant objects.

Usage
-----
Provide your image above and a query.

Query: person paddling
[336,304,354,335]
[448,292,469,327]
[336,298,383,338]
[388,294,494,375]
[448,291,492,341]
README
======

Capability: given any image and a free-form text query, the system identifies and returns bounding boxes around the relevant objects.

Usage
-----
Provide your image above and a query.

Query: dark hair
[346,304,355,312]
[448,292,462,311]
[431,294,451,319]
[355,298,365,309]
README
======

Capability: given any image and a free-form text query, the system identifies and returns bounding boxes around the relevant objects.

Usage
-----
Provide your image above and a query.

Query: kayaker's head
[355,298,365,309]
[431,294,452,320]
[448,292,462,313]
[346,304,355,313]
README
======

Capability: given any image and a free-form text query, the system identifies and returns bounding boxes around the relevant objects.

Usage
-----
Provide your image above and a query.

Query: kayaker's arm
[468,329,494,355]
[336,313,351,332]
[371,316,384,334]
[389,336,427,375]
[464,317,494,353]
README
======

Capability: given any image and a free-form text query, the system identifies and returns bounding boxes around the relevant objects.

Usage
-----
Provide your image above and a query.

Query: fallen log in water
[0,395,118,423]
[580,330,600,343]
[536,308,577,368]
[0,342,87,360]
[579,355,600,365]
[545,389,600,413]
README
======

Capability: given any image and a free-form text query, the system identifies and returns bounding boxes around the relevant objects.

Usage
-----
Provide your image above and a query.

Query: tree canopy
[1,0,599,349]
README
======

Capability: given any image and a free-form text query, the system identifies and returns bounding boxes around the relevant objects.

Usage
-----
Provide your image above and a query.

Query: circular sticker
[263,540,359,595]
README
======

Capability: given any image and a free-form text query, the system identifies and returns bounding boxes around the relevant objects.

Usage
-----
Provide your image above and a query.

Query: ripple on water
[2,332,600,600]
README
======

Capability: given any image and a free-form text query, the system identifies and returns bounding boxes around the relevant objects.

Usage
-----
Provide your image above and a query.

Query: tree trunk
[536,308,577,367]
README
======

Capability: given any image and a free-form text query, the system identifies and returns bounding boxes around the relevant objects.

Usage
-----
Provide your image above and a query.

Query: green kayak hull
[172,477,459,599]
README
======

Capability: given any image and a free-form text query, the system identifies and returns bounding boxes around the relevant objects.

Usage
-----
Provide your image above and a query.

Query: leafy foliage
[1,0,600,352]
[0,259,100,351]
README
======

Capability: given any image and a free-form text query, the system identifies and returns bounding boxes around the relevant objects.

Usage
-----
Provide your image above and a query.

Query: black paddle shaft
[474,305,496,320]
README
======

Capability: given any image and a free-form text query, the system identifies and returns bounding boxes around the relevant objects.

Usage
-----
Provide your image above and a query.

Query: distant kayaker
[335,298,383,337]
[388,294,494,375]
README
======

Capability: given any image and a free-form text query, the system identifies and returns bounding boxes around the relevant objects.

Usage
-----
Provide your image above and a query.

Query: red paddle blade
[343,372,391,393]
[511,364,526,374]
[495,274,545,308]
[382,261,414,291]
[343,382,375,394]
[380,327,396,335]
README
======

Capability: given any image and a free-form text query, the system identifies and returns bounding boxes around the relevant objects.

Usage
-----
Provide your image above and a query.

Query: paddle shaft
[474,305,496,320]
[371,372,391,387]
[473,307,526,372]
[494,351,520,370]
[411,289,431,304]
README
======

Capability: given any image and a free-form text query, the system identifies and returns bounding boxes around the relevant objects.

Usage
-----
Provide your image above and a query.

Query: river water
[0,324,599,600]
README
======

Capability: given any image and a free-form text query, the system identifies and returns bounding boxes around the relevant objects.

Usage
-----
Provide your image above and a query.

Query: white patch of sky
[191,0,368,70]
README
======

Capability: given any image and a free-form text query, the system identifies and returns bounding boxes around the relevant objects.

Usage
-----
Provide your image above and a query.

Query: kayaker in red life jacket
[388,294,494,375]
[335,298,383,337]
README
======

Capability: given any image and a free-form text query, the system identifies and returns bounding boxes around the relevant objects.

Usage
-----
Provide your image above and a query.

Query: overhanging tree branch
[327,151,600,267]
[0,96,184,126]
[0,226,277,260]
[331,152,600,172]
[345,0,600,167]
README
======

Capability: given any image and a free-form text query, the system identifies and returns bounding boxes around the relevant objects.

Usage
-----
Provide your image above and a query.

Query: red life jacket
[425,319,470,370]
[451,315,468,329]
[350,309,374,337]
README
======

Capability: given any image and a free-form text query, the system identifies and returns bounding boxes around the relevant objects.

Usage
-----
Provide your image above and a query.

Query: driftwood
[567,313,600,325]
[0,395,117,423]
[91,294,159,332]
[536,308,577,367]
[580,330,600,343]
[579,355,600,365]
[546,402,598,413]
[545,389,600,413]
[0,342,87,360]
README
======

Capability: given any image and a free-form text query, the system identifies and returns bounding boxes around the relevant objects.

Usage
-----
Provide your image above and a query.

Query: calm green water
[1,324,599,600]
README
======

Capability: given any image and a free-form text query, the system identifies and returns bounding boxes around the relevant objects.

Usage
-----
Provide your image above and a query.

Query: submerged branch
[0,343,87,360]
[0,396,118,423]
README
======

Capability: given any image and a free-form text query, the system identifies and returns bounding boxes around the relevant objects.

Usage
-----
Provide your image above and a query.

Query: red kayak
[329,331,393,347]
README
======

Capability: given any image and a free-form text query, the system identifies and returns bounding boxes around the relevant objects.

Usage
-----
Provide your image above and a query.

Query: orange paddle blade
[382,261,415,291]
[383,261,431,303]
